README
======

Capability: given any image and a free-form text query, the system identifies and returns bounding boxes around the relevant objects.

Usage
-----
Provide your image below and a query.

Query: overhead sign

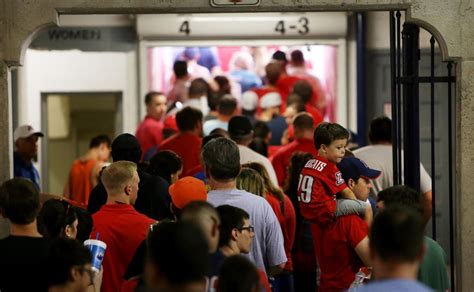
[211,0,260,6]
[137,13,347,40]
[30,27,137,52]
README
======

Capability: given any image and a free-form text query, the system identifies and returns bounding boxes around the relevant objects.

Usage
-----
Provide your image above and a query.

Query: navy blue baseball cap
[337,157,381,182]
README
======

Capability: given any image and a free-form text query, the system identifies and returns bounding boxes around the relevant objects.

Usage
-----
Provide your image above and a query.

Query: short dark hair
[89,134,111,149]
[47,238,92,286]
[37,199,78,239]
[74,207,93,243]
[202,137,240,180]
[176,106,203,132]
[265,63,281,85]
[313,122,349,149]
[377,185,424,215]
[148,150,183,184]
[293,112,314,131]
[147,221,209,285]
[173,61,188,78]
[218,255,260,292]
[248,138,268,157]
[370,205,424,262]
[369,116,392,144]
[208,92,223,111]
[189,78,209,98]
[111,133,141,163]
[253,121,270,139]
[272,50,288,63]
[144,91,164,105]
[290,50,305,66]
[292,80,313,103]
[214,76,231,95]
[217,95,237,116]
[0,178,40,224]
[217,205,249,248]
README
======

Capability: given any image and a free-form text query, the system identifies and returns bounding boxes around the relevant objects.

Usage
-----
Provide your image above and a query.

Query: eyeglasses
[238,226,255,233]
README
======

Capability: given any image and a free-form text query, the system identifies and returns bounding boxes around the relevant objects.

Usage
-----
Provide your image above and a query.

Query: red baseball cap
[169,177,207,210]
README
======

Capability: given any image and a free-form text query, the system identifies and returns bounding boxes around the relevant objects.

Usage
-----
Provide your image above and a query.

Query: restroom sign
[211,0,260,6]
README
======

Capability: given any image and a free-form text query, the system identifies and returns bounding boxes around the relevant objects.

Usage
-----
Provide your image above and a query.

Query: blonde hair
[236,168,265,197]
[243,162,285,212]
[101,161,137,195]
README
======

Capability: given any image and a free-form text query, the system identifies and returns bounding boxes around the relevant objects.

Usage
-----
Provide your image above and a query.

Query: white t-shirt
[353,145,432,196]
[207,189,287,272]
[203,119,228,136]
[238,145,279,186]
[183,96,210,116]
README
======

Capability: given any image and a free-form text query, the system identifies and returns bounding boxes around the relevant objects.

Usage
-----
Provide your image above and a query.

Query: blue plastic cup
[84,239,107,273]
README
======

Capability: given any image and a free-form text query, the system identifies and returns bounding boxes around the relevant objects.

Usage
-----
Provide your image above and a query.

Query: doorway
[40,92,122,194]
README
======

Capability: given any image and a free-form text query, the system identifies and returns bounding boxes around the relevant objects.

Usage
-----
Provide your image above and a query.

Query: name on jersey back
[305,159,327,172]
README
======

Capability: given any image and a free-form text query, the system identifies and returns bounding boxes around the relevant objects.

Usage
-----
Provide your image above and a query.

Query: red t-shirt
[266,194,296,272]
[305,104,324,127]
[159,132,202,177]
[270,138,318,187]
[276,75,301,105]
[91,204,155,292]
[135,115,164,157]
[298,155,347,224]
[312,215,368,291]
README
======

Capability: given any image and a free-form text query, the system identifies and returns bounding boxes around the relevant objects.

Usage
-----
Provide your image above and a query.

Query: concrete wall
[1,0,474,290]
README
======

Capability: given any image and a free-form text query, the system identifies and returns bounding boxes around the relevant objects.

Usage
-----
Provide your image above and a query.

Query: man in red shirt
[313,156,380,291]
[272,50,301,108]
[135,92,167,158]
[271,112,318,186]
[160,106,203,177]
[91,161,155,292]
[292,80,324,126]
[252,62,281,114]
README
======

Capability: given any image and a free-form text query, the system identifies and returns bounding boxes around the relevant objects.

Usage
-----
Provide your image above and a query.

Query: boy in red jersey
[298,122,372,225]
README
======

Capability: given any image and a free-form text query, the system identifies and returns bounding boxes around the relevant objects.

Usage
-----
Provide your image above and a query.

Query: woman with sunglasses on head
[38,199,79,240]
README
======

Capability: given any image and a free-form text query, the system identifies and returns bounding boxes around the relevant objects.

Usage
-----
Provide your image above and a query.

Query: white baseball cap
[260,92,282,109]
[241,91,258,111]
[14,125,44,142]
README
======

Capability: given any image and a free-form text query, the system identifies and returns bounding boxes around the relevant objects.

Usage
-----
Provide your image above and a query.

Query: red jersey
[298,156,347,224]
[266,194,296,272]
[276,75,301,105]
[135,115,164,158]
[91,204,155,292]
[159,132,202,177]
[305,104,324,127]
[312,215,368,291]
[270,138,318,187]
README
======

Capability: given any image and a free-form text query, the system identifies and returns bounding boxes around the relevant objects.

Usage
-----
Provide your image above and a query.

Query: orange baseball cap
[169,177,207,210]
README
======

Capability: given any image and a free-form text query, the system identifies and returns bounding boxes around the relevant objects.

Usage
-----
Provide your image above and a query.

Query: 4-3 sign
[275,17,310,35]
[137,13,346,39]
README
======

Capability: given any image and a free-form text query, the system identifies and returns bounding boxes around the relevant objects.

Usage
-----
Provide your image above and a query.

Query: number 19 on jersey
[298,175,314,203]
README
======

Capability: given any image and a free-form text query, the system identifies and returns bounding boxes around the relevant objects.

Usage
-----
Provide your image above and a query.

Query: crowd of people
[1,49,449,292]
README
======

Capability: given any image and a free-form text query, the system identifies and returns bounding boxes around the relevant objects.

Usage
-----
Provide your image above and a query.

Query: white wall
[16,49,138,187]
[17,49,138,135]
